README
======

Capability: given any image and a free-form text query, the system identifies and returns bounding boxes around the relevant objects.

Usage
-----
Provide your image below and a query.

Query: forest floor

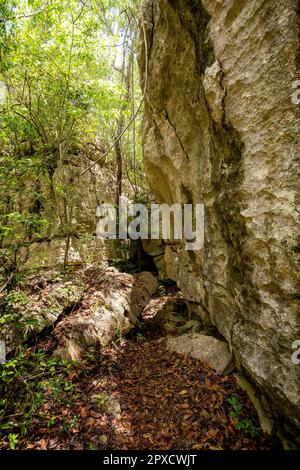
[1,285,278,451]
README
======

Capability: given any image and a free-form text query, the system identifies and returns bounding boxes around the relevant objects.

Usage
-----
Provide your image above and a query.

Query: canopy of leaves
[0,0,143,278]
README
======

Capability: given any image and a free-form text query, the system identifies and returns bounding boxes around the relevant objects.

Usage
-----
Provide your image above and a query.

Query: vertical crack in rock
[168,0,215,73]
[162,108,190,161]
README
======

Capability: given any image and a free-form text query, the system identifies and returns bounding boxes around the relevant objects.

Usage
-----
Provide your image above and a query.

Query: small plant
[52,272,64,283]
[0,348,76,446]
[8,433,18,450]
[88,442,97,450]
[64,381,75,392]
[6,290,29,308]
[227,397,243,418]
[83,352,96,362]
[62,415,78,433]
[16,318,40,340]
[177,326,190,335]
[226,396,260,438]
[47,416,57,428]
[63,265,76,275]
[234,418,260,438]
[115,328,125,344]
[1,290,35,339]
[133,195,148,205]
[93,394,107,406]
[135,332,145,343]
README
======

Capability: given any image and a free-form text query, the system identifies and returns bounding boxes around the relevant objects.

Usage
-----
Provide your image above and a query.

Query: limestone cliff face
[4,157,127,269]
[22,160,121,268]
[140,0,300,431]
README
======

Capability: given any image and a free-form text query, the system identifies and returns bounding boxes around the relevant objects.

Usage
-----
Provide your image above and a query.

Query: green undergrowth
[227,396,261,438]
[0,348,76,449]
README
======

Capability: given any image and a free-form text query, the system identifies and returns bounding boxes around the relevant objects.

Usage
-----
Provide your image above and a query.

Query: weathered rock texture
[1,265,158,359]
[55,266,158,360]
[140,0,300,432]
[167,333,233,375]
[1,156,131,271]
[1,274,85,352]
[21,161,124,268]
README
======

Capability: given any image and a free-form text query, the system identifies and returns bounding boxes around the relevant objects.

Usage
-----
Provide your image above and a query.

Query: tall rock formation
[139,0,300,435]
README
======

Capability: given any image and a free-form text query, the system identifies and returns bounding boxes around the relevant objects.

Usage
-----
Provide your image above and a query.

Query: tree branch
[80,8,149,177]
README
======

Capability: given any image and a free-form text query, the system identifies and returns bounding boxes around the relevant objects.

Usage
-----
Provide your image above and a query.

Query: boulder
[166,333,233,375]
[55,267,158,360]
[152,296,189,336]
[1,277,85,352]
[234,373,274,436]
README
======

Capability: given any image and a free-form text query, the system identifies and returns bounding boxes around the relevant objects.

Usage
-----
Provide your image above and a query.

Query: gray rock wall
[2,158,128,270]
[139,0,300,431]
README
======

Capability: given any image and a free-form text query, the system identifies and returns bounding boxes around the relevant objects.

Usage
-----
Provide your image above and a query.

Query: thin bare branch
[80,8,149,177]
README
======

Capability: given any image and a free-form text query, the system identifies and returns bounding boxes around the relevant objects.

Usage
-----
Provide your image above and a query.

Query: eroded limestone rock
[140,0,300,431]
[167,333,233,375]
[2,277,85,352]
[55,267,158,360]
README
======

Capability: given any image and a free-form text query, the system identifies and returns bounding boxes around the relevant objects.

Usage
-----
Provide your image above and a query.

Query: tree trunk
[115,132,123,205]
[115,40,134,206]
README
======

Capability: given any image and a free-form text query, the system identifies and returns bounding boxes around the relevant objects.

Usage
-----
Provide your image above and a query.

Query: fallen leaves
[38,439,47,450]
[80,407,88,418]
[4,289,276,451]
[206,429,218,439]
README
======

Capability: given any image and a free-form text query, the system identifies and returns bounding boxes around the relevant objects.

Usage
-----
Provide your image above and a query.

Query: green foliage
[115,328,125,344]
[93,394,108,407]
[7,433,18,450]
[227,397,261,438]
[0,348,75,447]
[46,416,57,428]
[5,290,28,308]
[0,289,42,341]
[111,258,140,274]
[135,332,145,343]
[227,397,243,417]
[133,194,149,204]
[88,442,97,450]
[177,326,190,335]
[0,0,144,280]
[234,418,260,438]
[61,414,78,433]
